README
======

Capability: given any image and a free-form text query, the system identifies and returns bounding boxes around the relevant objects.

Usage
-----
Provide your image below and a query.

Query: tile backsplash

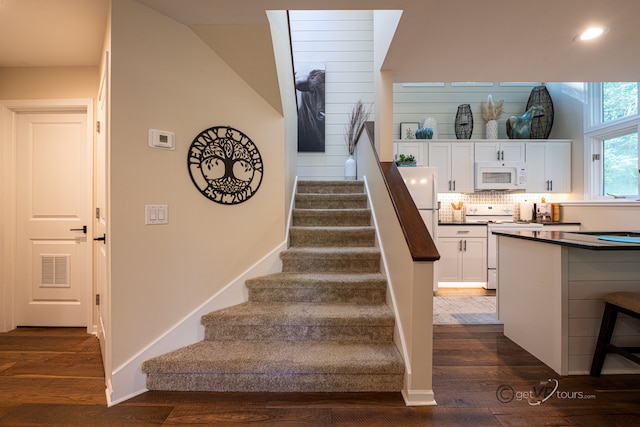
[438,192,570,223]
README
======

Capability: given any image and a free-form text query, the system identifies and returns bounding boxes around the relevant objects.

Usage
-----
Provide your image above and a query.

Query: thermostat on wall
[149,129,175,150]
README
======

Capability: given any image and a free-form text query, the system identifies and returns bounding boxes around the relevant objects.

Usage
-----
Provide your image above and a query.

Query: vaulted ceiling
[2,0,640,82]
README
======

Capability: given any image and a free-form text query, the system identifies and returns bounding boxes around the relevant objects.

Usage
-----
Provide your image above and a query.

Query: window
[585,82,640,199]
[602,82,637,122]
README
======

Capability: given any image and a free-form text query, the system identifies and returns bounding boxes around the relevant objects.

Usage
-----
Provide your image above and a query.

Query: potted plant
[396,154,417,166]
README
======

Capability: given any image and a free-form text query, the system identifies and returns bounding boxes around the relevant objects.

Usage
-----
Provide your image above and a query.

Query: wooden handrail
[364,122,440,262]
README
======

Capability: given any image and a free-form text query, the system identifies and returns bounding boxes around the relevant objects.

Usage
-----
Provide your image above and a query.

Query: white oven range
[465,204,543,289]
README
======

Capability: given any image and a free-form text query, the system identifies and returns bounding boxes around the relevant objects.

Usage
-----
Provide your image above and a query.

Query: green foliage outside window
[603,132,638,196]
[602,82,638,122]
[600,83,639,197]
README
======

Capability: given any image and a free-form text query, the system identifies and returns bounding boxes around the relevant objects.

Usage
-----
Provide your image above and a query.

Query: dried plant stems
[345,100,372,155]
[481,95,504,121]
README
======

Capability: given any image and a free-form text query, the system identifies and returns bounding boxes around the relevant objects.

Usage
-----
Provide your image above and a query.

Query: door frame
[0,99,94,333]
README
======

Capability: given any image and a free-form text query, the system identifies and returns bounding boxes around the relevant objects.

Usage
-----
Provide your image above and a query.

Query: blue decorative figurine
[507,105,544,139]
[415,127,433,139]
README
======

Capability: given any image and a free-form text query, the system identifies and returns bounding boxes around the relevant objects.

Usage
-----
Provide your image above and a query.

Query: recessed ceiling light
[574,26,609,42]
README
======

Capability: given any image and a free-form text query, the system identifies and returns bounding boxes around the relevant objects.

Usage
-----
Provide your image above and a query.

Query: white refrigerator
[398,166,439,291]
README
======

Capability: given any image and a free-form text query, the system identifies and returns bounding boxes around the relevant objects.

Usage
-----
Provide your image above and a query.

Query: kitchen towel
[598,235,640,244]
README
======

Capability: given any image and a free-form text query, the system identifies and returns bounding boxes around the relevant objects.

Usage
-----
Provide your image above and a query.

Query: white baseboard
[402,389,437,406]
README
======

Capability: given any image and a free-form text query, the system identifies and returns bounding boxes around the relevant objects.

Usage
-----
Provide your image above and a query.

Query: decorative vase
[526,85,554,139]
[454,104,473,139]
[345,155,356,180]
[423,116,438,139]
[415,127,433,139]
[486,120,498,139]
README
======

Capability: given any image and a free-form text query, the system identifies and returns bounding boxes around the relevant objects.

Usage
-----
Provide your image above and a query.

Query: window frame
[584,82,640,199]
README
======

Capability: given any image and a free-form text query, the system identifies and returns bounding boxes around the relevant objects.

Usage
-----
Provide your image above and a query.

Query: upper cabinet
[428,142,475,193]
[525,141,571,192]
[392,139,571,194]
[394,140,427,165]
[475,141,525,162]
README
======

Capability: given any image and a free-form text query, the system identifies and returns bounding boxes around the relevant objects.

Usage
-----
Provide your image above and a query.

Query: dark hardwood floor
[1,322,639,426]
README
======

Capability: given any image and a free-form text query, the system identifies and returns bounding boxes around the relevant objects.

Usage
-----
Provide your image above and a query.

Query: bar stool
[590,292,640,377]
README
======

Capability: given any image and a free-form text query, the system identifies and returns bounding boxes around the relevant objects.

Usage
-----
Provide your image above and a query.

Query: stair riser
[282,258,380,273]
[204,325,394,342]
[289,229,375,247]
[297,182,364,195]
[146,373,403,392]
[295,199,368,209]
[248,288,386,304]
[292,213,371,227]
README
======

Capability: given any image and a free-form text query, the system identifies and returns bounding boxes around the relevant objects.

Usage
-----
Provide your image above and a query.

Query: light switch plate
[145,205,168,224]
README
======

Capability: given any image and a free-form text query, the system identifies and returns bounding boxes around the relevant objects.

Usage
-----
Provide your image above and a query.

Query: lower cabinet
[438,226,487,283]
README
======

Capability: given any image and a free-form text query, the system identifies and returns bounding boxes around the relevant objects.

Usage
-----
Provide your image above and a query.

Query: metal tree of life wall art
[187,126,263,205]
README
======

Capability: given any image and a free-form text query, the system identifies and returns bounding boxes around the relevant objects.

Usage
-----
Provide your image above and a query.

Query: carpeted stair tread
[289,226,375,247]
[245,272,387,304]
[281,246,380,258]
[294,193,368,209]
[142,340,404,375]
[245,272,387,289]
[297,180,364,194]
[292,208,371,226]
[201,302,395,326]
[280,247,381,273]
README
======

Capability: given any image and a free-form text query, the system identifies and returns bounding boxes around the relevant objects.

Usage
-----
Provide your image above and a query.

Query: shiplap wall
[290,10,375,180]
[393,83,543,140]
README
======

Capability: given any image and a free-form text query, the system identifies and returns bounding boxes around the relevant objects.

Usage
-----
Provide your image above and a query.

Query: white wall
[109,0,286,391]
[290,10,375,180]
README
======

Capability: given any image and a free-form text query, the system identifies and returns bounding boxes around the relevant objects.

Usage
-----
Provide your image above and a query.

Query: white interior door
[16,110,92,327]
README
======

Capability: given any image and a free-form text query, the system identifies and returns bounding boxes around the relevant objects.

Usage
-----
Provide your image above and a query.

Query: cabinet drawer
[438,225,487,238]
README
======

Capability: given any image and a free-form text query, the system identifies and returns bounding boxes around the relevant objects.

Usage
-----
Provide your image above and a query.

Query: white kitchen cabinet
[428,142,474,193]
[525,141,571,192]
[438,226,487,283]
[394,140,427,165]
[475,141,525,162]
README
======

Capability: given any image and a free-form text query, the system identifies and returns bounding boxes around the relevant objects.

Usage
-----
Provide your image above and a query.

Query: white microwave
[474,162,527,190]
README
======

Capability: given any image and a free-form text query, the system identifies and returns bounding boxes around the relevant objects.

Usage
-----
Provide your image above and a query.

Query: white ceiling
[2,0,640,82]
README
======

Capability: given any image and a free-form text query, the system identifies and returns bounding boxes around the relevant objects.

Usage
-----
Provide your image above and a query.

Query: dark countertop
[493,230,640,250]
[438,221,580,226]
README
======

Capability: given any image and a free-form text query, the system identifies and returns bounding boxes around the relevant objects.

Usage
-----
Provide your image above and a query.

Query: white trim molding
[0,98,93,333]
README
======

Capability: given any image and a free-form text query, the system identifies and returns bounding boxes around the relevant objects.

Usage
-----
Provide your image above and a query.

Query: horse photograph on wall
[295,63,326,152]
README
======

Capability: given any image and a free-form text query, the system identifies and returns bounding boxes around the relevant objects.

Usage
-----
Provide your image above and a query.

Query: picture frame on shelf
[400,122,420,140]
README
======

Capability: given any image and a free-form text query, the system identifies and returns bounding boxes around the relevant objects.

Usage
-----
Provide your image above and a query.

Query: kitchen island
[494,230,640,376]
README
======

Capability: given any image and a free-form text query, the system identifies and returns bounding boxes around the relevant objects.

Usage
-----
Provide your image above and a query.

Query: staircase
[142,180,404,392]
